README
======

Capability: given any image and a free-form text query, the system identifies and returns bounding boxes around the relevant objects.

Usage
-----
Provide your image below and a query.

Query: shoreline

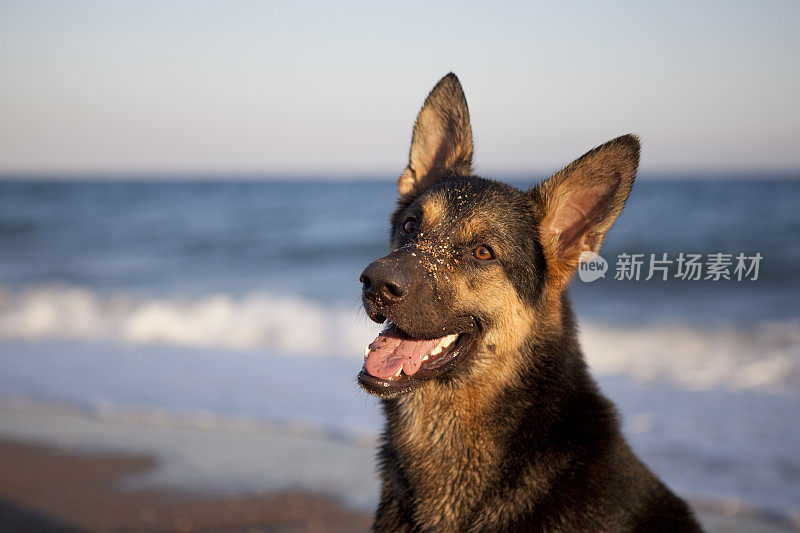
[0,402,796,532]
[0,439,371,532]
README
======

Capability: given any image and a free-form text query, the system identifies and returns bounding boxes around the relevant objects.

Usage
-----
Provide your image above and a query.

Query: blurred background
[1,1,798,532]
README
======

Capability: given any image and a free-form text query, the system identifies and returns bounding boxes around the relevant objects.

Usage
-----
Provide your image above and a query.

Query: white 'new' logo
[578,251,608,282]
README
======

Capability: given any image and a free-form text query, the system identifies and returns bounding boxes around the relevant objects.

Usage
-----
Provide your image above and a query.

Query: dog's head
[358,74,639,398]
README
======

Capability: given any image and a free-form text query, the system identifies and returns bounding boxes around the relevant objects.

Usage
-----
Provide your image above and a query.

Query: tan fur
[420,194,447,229]
[393,377,500,530]
[457,276,533,385]
[383,261,541,530]
[458,214,488,243]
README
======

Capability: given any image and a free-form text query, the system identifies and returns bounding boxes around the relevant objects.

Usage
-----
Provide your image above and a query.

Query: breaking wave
[580,322,800,392]
[1,285,799,392]
[0,285,378,357]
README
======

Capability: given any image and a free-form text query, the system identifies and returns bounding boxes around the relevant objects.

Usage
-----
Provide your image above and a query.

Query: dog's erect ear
[532,134,640,288]
[397,73,473,200]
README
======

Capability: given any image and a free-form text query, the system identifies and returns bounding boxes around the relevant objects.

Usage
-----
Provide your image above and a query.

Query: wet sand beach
[0,441,796,532]
[0,439,371,532]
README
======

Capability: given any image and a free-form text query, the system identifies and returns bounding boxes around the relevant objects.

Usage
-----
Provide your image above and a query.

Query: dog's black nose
[360,261,409,303]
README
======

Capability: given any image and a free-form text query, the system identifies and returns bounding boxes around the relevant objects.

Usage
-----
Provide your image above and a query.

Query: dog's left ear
[397,73,473,201]
[531,134,640,288]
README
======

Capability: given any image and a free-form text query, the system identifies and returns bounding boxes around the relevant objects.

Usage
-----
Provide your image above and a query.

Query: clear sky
[1,1,798,176]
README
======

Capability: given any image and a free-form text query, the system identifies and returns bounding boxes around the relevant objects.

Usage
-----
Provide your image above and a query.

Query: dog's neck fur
[377,298,619,531]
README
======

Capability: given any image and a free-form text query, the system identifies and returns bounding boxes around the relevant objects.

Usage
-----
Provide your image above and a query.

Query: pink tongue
[364,324,444,380]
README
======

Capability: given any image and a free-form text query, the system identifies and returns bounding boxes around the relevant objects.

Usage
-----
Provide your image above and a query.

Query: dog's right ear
[397,73,473,201]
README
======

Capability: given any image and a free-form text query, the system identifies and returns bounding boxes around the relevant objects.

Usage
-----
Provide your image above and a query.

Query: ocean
[0,177,799,519]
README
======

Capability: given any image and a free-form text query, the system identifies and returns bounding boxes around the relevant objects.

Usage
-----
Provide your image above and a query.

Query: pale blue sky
[1,1,798,176]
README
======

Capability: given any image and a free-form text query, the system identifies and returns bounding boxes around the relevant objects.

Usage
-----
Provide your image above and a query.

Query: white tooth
[430,345,442,356]
[422,354,429,361]
[395,367,403,377]
[442,334,457,347]
[364,346,371,359]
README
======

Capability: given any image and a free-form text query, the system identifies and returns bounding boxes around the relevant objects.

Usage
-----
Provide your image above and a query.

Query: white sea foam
[1,284,799,392]
[581,321,800,391]
[0,285,378,357]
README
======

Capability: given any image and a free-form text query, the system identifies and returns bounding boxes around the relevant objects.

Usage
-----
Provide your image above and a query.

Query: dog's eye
[473,245,494,261]
[402,219,417,234]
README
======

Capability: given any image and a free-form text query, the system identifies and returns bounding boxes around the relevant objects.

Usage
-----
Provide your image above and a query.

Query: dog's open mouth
[358,321,473,395]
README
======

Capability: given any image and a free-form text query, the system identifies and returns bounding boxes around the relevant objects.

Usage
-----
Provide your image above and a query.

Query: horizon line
[0,168,798,182]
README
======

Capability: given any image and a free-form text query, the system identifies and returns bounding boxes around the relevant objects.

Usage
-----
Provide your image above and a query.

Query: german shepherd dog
[357,74,701,532]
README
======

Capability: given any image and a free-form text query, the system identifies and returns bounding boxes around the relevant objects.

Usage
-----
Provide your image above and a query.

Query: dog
[357,73,701,532]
